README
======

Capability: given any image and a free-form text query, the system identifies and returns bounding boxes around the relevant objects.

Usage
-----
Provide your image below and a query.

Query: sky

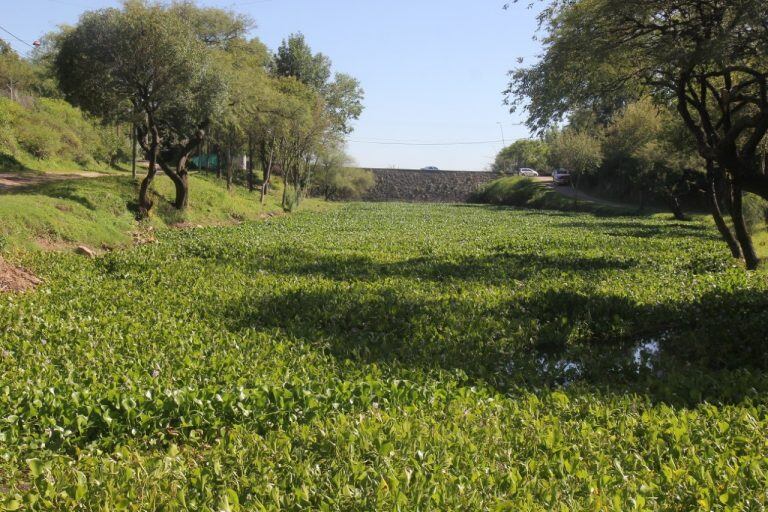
[1,0,543,171]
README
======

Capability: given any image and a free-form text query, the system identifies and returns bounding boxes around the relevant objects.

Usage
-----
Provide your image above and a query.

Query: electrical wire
[0,24,34,48]
[348,139,506,146]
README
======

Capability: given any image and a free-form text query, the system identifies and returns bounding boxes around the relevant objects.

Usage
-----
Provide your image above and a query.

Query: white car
[421,166,439,171]
[519,168,539,177]
[552,168,571,185]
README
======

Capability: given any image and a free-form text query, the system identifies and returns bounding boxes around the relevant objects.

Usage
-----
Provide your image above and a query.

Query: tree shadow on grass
[224,283,768,407]
[3,179,98,210]
[0,153,33,173]
[226,246,637,286]
[553,219,721,241]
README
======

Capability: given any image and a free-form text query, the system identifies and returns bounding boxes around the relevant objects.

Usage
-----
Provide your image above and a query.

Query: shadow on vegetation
[0,153,32,173]
[224,260,768,407]
[455,202,641,218]
[230,247,637,286]
[554,220,721,241]
[2,179,98,209]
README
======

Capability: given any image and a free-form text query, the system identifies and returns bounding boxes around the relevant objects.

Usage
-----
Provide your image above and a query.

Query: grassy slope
[0,172,327,254]
[474,176,637,215]
[2,203,767,509]
[0,152,123,175]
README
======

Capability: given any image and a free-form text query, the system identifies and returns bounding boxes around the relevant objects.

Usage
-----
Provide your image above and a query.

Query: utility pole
[497,122,506,147]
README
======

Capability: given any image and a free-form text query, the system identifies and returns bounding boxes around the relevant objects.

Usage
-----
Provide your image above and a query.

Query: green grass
[0,172,326,255]
[474,176,637,215]
[2,203,768,510]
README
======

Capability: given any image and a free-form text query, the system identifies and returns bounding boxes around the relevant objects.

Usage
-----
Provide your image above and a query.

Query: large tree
[507,0,768,268]
[54,1,233,215]
[548,128,603,203]
[493,139,549,173]
[272,33,364,135]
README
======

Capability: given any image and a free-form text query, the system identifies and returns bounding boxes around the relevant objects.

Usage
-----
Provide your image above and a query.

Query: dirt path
[534,176,632,209]
[0,171,108,190]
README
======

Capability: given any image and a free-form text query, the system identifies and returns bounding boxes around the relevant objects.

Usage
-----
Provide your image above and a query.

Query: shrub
[314,167,374,200]
[0,95,127,167]
[744,193,768,233]
[16,123,61,159]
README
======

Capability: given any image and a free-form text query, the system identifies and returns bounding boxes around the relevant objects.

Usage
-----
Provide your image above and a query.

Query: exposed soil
[0,257,41,293]
[0,171,107,190]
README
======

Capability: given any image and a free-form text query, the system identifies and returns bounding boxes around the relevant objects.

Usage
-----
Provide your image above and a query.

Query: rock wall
[361,168,497,203]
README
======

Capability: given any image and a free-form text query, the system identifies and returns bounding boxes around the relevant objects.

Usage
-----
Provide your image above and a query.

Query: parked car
[421,166,439,171]
[519,168,539,177]
[552,169,571,185]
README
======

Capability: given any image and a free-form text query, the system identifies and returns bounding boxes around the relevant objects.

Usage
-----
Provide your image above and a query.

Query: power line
[0,24,34,48]
[349,139,506,146]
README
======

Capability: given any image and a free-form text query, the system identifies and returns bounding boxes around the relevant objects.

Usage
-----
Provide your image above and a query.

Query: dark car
[552,169,571,186]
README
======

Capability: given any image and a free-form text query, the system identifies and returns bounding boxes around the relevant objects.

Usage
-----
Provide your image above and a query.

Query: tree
[271,33,364,135]
[548,128,603,203]
[506,0,768,268]
[0,40,35,102]
[493,139,549,173]
[602,98,700,218]
[54,1,229,216]
[211,37,271,192]
[312,146,373,200]
[272,33,332,91]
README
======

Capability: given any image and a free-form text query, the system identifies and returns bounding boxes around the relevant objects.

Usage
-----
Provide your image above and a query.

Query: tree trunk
[706,162,742,260]
[226,141,233,192]
[131,123,137,180]
[215,144,222,179]
[666,192,685,221]
[138,163,157,218]
[138,126,160,217]
[247,136,254,192]
[728,177,760,270]
[260,144,274,206]
[167,170,188,209]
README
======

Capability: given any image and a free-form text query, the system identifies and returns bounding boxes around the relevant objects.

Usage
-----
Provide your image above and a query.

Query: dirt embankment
[0,257,41,293]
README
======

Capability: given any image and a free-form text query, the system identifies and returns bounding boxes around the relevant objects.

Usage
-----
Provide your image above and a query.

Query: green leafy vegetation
[0,96,126,172]
[2,203,767,509]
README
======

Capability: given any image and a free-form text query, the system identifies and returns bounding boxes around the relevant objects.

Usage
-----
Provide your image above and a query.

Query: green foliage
[599,98,701,204]
[15,123,60,160]
[272,33,364,134]
[743,193,768,233]
[272,33,332,91]
[547,128,603,183]
[492,139,549,173]
[0,96,125,167]
[474,176,630,215]
[315,167,375,200]
[4,202,767,509]
[0,38,37,101]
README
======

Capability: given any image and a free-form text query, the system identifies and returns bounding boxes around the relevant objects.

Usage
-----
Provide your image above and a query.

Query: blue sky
[2,0,543,170]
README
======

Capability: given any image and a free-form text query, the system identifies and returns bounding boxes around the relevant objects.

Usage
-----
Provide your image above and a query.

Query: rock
[75,245,96,258]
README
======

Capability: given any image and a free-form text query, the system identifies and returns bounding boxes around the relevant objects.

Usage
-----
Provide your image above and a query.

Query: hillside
[0,172,327,256]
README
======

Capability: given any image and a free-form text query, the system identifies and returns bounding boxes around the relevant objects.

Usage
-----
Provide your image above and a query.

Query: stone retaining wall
[361,168,496,203]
